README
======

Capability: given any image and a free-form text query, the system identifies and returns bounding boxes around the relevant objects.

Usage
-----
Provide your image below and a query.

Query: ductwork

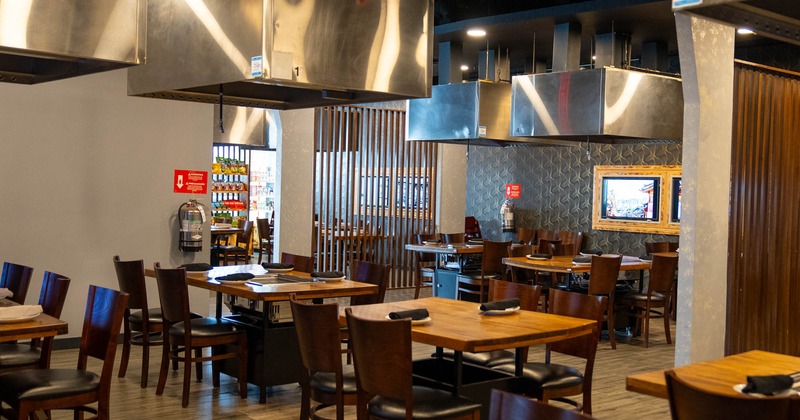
[673,0,800,46]
[212,105,280,148]
[0,0,145,84]
[128,0,433,110]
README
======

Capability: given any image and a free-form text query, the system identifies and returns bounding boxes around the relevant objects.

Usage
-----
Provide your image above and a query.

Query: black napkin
[467,239,484,245]
[262,263,294,270]
[742,374,794,395]
[573,256,592,263]
[388,308,430,320]
[582,249,603,256]
[530,253,552,259]
[639,255,653,261]
[216,273,255,281]
[311,271,345,278]
[181,263,212,272]
[480,298,520,311]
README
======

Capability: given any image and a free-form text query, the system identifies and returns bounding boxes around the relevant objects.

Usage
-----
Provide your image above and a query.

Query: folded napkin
[639,255,653,261]
[311,271,345,279]
[388,308,430,320]
[530,253,552,259]
[181,263,212,272]
[742,374,795,395]
[582,249,603,256]
[573,256,592,263]
[467,239,484,245]
[216,273,255,281]
[0,305,43,320]
[480,298,520,312]
[262,263,294,270]
[0,288,13,299]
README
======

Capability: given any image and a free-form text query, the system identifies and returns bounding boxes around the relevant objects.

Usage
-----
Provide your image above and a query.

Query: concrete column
[674,12,735,366]
[439,41,463,85]
[436,144,467,234]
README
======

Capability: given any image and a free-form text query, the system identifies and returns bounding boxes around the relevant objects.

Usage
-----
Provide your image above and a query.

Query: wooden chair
[345,308,481,420]
[457,240,512,303]
[489,389,597,420]
[465,216,482,240]
[516,227,536,245]
[507,244,534,284]
[645,241,679,254]
[281,252,315,273]
[617,254,679,347]
[443,232,466,244]
[0,285,128,420]
[414,233,439,299]
[665,370,800,420]
[493,290,607,415]
[536,229,559,243]
[0,262,34,305]
[587,255,623,350]
[113,255,164,388]
[256,217,274,264]
[536,238,561,255]
[0,272,70,372]
[290,296,356,420]
[215,221,254,265]
[558,231,584,252]
[349,260,391,306]
[153,263,248,408]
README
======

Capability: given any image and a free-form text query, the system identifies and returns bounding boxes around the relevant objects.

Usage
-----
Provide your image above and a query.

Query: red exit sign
[174,169,208,194]
[506,183,521,199]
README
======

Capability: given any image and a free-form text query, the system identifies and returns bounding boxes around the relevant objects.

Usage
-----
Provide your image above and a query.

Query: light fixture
[466,28,486,37]
[737,28,755,35]
[460,65,469,71]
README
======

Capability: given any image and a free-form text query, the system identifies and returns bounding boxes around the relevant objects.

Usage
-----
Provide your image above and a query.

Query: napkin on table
[262,263,294,270]
[480,298,520,312]
[742,374,795,395]
[0,305,43,320]
[530,253,552,259]
[572,256,592,263]
[311,271,345,279]
[582,249,603,256]
[388,308,429,320]
[181,263,213,272]
[638,255,653,261]
[216,273,255,281]
[0,288,13,299]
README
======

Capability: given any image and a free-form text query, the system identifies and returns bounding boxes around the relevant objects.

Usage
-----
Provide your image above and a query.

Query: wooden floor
[45,287,674,419]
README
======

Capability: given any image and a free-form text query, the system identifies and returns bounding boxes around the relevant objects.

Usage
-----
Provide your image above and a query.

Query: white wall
[436,143,468,233]
[0,69,213,337]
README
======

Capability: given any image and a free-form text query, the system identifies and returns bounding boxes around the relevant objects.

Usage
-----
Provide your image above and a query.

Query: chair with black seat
[291,295,356,420]
[0,272,70,373]
[587,255,623,350]
[345,308,481,420]
[617,254,679,348]
[256,218,274,264]
[0,285,127,420]
[457,240,512,303]
[281,252,315,273]
[443,232,466,244]
[516,227,536,245]
[493,289,607,415]
[414,233,439,299]
[465,216,482,241]
[349,260,391,306]
[0,262,34,305]
[489,389,597,420]
[507,244,534,284]
[665,370,800,420]
[216,221,254,266]
[153,263,248,408]
[113,255,165,388]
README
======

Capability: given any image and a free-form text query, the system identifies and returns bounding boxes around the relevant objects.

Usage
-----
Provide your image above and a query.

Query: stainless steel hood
[406,81,568,147]
[128,0,433,110]
[0,0,145,84]
[673,0,800,46]
[510,68,684,144]
[212,105,280,148]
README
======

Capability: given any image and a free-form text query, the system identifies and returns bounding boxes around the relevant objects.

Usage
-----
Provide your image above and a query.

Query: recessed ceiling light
[737,28,755,35]
[460,65,469,71]
[467,28,486,37]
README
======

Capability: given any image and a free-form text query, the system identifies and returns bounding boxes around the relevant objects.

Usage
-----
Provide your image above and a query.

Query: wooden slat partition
[313,106,438,288]
[727,61,800,355]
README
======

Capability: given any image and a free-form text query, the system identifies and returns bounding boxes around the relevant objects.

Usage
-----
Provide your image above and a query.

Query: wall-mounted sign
[505,183,521,199]
[174,169,208,194]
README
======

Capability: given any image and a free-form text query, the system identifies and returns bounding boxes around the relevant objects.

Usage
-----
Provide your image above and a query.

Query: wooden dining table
[626,350,800,399]
[0,299,68,343]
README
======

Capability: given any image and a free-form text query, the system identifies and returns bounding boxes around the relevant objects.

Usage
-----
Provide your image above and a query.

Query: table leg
[215,292,222,319]
[452,351,463,395]
[514,347,525,376]
[435,346,444,358]
[259,307,270,404]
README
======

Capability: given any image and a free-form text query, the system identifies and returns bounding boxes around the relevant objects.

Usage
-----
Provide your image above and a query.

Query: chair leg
[212,346,221,388]
[607,295,617,350]
[414,266,422,299]
[156,337,170,396]
[238,334,248,399]
[644,302,651,348]
[141,330,150,388]
[182,351,192,408]
[118,322,131,378]
[195,347,204,381]
[663,302,672,345]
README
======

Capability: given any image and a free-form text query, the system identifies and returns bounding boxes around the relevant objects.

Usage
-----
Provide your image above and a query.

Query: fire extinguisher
[179,199,206,252]
[501,198,515,233]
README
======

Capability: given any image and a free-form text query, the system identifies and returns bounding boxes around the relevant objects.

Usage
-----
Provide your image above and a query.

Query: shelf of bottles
[212,145,249,217]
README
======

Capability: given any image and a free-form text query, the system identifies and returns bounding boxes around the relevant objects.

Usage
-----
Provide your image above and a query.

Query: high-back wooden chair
[587,254,622,349]
[443,232,466,244]
[457,240,512,303]
[256,217,274,264]
[216,221,254,265]
[558,231,584,252]
[414,233,439,299]
[536,238,562,255]
[493,290,608,415]
[0,262,34,305]
[290,296,356,420]
[516,227,536,245]
[113,255,164,388]
[645,241,679,254]
[345,308,481,420]
[0,272,70,372]
[465,216,482,240]
[507,244,534,284]
[618,254,679,347]
[349,260,391,306]
[489,389,597,420]
[153,263,248,408]
[665,370,800,420]
[281,252,315,273]
[536,229,559,243]
[0,285,128,420]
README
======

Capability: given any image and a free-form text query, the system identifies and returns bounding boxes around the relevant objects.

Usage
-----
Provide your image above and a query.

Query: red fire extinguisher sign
[506,184,521,199]
[174,170,208,194]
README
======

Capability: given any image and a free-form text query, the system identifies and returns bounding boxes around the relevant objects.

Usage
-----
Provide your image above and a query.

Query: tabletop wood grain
[0,299,68,342]
[503,255,652,273]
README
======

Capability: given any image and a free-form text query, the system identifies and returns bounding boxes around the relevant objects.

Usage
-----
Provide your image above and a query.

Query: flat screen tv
[671,177,681,223]
[600,177,660,221]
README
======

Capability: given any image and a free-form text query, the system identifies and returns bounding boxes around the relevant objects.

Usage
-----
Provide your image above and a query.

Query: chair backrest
[416,233,439,263]
[38,272,71,318]
[489,389,597,420]
[289,296,343,376]
[281,252,315,273]
[443,232,466,244]
[0,262,34,305]
[465,216,482,240]
[587,255,622,296]
[349,260,391,306]
[238,221,254,246]
[488,279,541,312]
[536,229,558,242]
[537,238,561,255]
[665,370,800,420]
[546,289,607,366]
[558,230,584,251]
[648,254,679,294]
[508,244,534,258]
[77,285,129,382]
[345,308,413,416]
[549,242,577,257]
[113,256,149,311]
[645,241,679,254]
[153,263,193,334]
[516,227,536,245]
[482,240,513,274]
[256,218,271,243]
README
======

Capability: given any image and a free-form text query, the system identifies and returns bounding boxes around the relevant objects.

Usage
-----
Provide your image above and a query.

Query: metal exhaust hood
[673,0,800,46]
[128,0,433,110]
[0,0,145,85]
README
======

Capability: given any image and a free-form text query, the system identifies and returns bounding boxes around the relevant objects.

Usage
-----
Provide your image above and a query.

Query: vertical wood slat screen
[313,106,438,289]
[727,61,800,356]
